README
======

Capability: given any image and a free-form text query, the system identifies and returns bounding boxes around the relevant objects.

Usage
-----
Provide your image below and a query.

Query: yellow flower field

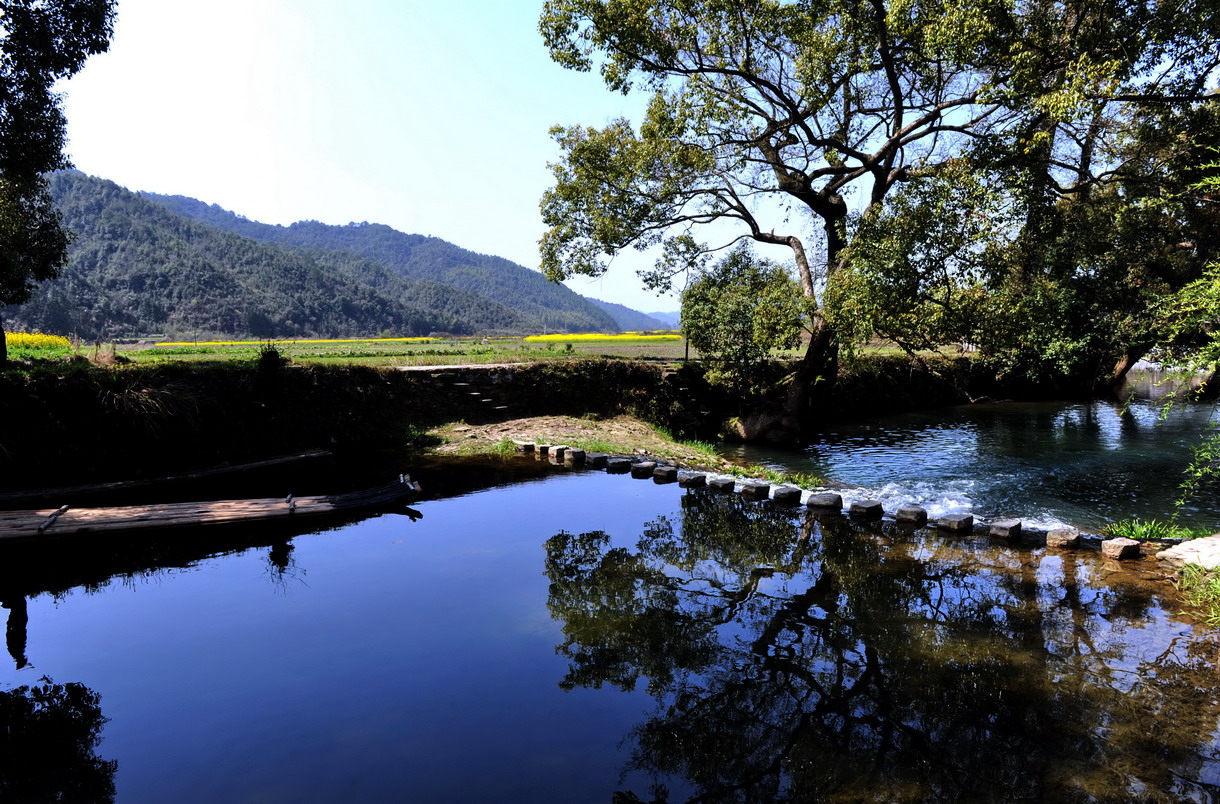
[4,331,71,350]
[155,337,439,347]
[523,331,680,342]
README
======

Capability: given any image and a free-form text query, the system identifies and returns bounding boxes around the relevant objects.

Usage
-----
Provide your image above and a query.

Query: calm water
[1,466,1219,802]
[726,400,1220,531]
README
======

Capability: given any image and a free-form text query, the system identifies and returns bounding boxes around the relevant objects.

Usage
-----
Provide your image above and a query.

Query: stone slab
[807,492,843,510]
[563,448,587,467]
[1156,535,1220,571]
[512,440,534,454]
[850,500,883,520]
[606,457,632,474]
[1102,537,1141,560]
[586,453,609,468]
[1046,527,1081,549]
[937,514,974,533]
[895,505,927,526]
[989,519,1022,540]
[631,461,658,479]
[740,483,771,501]
[678,473,707,489]
[653,466,678,484]
[708,477,736,493]
[771,487,801,506]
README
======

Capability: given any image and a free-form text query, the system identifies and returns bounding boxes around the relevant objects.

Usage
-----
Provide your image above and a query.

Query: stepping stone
[653,466,678,483]
[771,487,801,506]
[512,441,534,454]
[1157,534,1220,570]
[937,514,974,533]
[807,492,843,510]
[551,445,569,460]
[563,449,586,467]
[895,505,927,526]
[1046,527,1081,549]
[708,477,736,493]
[678,473,707,489]
[739,483,770,501]
[1102,537,1141,560]
[586,453,608,468]
[850,500,883,520]
[989,519,1022,540]
[606,458,632,474]
[631,461,658,479]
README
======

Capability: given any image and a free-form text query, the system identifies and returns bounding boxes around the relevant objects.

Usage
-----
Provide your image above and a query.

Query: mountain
[585,298,670,331]
[143,192,620,334]
[646,311,681,328]
[3,172,661,340]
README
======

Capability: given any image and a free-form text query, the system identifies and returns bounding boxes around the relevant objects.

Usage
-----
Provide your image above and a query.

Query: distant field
[117,332,704,367]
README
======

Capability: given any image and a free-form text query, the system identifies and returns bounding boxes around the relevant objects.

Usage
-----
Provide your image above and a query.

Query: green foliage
[1177,565,1220,626]
[681,244,803,393]
[1102,518,1211,541]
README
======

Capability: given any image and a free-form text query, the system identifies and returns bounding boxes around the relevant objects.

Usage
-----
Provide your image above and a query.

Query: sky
[58,0,678,313]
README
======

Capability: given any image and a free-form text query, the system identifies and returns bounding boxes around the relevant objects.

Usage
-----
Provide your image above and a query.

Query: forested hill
[586,298,670,331]
[144,192,619,334]
[3,172,638,339]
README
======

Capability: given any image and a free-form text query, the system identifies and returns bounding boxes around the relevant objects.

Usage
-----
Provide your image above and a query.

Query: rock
[1156,535,1220,570]
[563,448,587,467]
[653,466,678,483]
[512,440,534,453]
[537,444,552,456]
[771,487,801,506]
[740,483,771,501]
[708,477,736,493]
[630,461,659,479]
[679,473,707,489]
[937,514,974,533]
[586,453,608,468]
[850,500,883,520]
[551,445,569,460]
[807,492,843,510]
[1101,537,1141,560]
[606,457,632,474]
[989,519,1022,540]
[895,505,927,526]
[1046,528,1081,549]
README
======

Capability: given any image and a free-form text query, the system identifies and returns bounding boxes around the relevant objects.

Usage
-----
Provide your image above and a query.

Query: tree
[539,0,1220,435]
[680,243,803,395]
[0,0,116,366]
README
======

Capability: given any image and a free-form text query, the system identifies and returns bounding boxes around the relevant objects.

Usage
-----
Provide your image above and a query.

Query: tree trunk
[0,314,7,370]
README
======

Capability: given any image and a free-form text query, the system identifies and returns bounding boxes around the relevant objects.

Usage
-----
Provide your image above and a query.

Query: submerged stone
[1157,535,1220,571]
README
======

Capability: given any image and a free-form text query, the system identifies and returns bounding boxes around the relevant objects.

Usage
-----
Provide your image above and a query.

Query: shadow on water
[546,490,1220,802]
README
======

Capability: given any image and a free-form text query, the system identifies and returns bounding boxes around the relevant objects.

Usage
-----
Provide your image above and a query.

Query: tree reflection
[0,677,116,802]
[546,490,1220,802]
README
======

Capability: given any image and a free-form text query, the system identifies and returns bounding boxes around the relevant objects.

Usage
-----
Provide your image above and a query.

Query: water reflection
[546,490,1220,802]
[0,678,116,802]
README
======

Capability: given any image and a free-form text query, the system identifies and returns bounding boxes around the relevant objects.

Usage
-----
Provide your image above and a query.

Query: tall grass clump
[1103,518,1213,541]
[1178,565,1220,626]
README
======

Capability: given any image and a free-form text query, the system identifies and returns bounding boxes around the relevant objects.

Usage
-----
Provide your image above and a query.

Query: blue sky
[59,0,676,312]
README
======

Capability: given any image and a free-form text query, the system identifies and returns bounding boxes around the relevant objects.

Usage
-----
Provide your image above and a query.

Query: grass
[1178,565,1220,626]
[727,464,825,489]
[1102,518,1214,541]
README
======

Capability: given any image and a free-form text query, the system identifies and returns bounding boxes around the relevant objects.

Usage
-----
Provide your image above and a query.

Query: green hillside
[2,172,640,340]
[585,297,670,331]
[145,192,620,334]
